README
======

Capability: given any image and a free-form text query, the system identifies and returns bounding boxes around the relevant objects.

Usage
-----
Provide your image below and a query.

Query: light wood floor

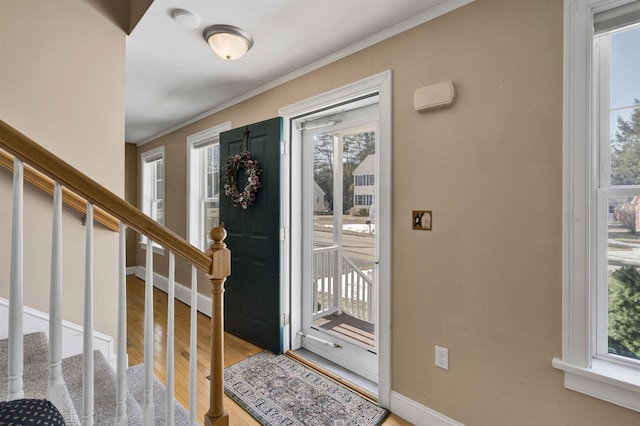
[126,275,411,425]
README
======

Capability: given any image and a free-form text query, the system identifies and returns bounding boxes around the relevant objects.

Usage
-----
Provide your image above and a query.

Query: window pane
[610,25,640,109]
[206,145,214,173]
[156,159,163,179]
[156,178,163,200]
[607,196,640,361]
[609,24,640,185]
[206,172,213,199]
[213,144,219,172]
[611,108,640,185]
[313,132,334,249]
[203,144,219,200]
[191,142,220,250]
[142,152,164,225]
[155,200,164,225]
[203,200,219,247]
[213,170,219,198]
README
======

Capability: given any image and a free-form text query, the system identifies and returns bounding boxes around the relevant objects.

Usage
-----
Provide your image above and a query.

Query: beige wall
[0,0,127,339]
[132,0,640,424]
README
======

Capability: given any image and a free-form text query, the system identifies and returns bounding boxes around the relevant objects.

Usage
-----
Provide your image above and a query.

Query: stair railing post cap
[210,222,227,244]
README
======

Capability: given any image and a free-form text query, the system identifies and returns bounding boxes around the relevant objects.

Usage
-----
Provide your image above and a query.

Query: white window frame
[187,122,232,251]
[554,0,640,412]
[140,146,165,254]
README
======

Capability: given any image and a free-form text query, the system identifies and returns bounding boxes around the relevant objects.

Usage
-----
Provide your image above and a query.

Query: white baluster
[312,256,316,315]
[189,266,198,425]
[336,249,343,315]
[48,183,64,410]
[361,275,365,319]
[143,240,155,425]
[349,271,352,316]
[8,158,24,401]
[369,277,375,324]
[83,202,95,426]
[349,270,354,317]
[345,270,350,316]
[166,252,175,426]
[356,275,360,318]
[321,253,325,312]
[115,221,128,426]
[344,267,349,316]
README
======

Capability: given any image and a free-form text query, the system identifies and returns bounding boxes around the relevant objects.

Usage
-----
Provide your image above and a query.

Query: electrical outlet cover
[435,345,449,370]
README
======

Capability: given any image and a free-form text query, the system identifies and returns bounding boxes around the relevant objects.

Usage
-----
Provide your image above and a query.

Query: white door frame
[279,70,392,407]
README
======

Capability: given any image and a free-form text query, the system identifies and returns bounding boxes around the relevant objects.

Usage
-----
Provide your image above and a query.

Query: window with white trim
[141,146,164,249]
[556,0,640,412]
[187,123,231,250]
[595,15,640,364]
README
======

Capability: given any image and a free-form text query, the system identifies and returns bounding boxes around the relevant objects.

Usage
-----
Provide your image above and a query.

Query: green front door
[219,117,283,353]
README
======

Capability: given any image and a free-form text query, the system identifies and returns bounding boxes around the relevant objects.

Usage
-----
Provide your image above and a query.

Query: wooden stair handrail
[0,149,120,232]
[0,119,212,274]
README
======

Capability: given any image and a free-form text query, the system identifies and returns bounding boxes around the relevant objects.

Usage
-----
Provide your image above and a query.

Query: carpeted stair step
[62,349,143,425]
[0,332,81,425]
[63,350,191,426]
[1,333,191,425]
[125,363,191,426]
[0,332,49,399]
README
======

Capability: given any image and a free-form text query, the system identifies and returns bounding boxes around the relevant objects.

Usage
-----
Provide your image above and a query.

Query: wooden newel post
[204,223,231,426]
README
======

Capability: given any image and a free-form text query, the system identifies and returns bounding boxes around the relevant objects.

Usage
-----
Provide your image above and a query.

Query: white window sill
[553,357,640,412]
[139,242,165,255]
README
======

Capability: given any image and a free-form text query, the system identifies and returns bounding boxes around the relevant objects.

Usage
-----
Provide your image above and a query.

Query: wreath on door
[223,150,262,209]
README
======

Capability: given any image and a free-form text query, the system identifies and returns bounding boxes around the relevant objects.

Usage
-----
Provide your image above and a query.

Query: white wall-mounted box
[414,81,456,112]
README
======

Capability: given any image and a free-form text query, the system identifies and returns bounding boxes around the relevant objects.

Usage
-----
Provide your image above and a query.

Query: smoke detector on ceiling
[172,9,200,29]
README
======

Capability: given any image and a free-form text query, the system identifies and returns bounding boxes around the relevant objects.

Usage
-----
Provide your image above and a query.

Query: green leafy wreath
[223,150,262,209]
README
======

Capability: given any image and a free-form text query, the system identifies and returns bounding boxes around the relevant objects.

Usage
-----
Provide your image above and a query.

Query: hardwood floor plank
[126,274,410,425]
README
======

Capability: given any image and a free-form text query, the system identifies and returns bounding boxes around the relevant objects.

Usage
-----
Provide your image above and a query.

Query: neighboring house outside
[314,181,327,214]
[616,196,640,233]
[352,154,375,215]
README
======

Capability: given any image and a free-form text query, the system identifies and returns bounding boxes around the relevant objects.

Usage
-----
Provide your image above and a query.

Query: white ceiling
[125,0,468,144]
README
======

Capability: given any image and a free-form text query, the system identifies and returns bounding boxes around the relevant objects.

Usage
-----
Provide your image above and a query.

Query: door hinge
[280,227,286,241]
[281,313,290,326]
[281,140,286,155]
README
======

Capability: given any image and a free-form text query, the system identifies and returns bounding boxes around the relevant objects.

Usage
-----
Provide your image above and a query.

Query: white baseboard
[130,266,212,317]
[0,298,115,367]
[390,391,464,426]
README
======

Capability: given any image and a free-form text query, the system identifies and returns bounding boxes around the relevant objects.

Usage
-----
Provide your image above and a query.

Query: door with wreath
[219,117,283,353]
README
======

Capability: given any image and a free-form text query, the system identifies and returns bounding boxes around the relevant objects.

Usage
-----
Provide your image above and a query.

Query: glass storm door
[301,100,379,383]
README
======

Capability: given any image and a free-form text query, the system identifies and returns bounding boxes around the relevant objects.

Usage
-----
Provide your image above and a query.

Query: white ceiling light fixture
[203,24,254,60]
[172,9,200,29]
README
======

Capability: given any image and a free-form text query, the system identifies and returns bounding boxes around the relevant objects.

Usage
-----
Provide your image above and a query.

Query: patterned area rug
[224,352,388,426]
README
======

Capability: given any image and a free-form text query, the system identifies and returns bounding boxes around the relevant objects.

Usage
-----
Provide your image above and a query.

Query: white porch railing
[313,246,339,318]
[1,119,231,426]
[313,246,374,323]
